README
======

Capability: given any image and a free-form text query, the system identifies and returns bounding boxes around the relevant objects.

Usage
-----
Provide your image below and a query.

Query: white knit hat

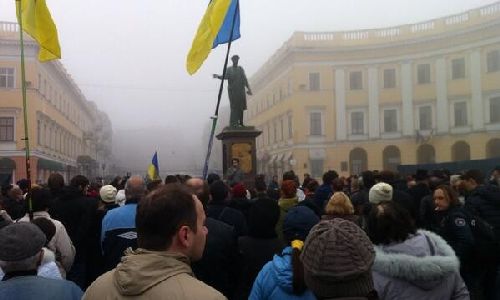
[99,185,117,203]
[369,183,393,204]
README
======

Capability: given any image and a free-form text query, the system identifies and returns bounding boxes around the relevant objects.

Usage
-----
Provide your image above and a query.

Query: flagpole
[16,0,33,220]
[202,0,240,179]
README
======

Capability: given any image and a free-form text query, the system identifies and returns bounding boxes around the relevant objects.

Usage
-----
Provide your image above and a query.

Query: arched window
[417,144,435,164]
[349,148,368,175]
[383,145,401,171]
[451,141,470,161]
[486,138,500,158]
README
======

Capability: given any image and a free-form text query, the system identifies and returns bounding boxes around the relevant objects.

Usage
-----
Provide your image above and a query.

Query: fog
[0,0,495,174]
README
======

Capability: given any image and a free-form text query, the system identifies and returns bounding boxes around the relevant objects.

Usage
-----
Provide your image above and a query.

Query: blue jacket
[0,276,82,300]
[249,246,316,300]
[101,203,138,272]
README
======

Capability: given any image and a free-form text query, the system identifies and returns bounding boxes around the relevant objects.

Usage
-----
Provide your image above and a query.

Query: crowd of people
[0,166,499,299]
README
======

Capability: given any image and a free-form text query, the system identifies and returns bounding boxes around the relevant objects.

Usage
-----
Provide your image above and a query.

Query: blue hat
[283,206,319,242]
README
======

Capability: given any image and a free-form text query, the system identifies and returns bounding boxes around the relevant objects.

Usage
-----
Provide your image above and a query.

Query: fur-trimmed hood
[372,230,460,290]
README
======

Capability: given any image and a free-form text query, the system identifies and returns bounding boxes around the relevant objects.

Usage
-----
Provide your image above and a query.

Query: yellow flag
[186,0,231,75]
[16,0,61,62]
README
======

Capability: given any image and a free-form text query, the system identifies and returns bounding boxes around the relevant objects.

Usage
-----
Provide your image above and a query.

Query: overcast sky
[0,0,496,171]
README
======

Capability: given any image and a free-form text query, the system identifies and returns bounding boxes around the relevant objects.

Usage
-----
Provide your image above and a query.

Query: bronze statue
[213,55,252,127]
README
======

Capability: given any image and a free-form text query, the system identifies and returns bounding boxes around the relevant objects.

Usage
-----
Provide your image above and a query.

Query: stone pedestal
[216,127,262,189]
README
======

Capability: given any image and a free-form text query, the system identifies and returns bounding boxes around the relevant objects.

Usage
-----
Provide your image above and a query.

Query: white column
[470,50,484,130]
[368,67,380,138]
[435,58,449,133]
[401,62,414,136]
[335,68,346,141]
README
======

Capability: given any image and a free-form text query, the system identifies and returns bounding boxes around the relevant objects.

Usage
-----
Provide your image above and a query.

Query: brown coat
[84,249,226,300]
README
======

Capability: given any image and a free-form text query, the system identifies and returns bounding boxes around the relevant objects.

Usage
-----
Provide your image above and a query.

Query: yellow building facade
[0,22,112,184]
[247,2,500,180]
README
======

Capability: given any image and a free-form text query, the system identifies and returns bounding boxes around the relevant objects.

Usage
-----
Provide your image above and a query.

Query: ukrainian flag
[186,0,240,75]
[147,152,160,181]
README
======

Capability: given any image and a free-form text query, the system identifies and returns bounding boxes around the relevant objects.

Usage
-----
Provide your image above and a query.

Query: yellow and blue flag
[16,0,61,62]
[147,152,160,181]
[186,0,240,75]
[212,0,240,48]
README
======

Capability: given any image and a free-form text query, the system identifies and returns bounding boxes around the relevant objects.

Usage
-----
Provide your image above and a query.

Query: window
[490,97,500,123]
[487,50,500,73]
[383,69,396,88]
[349,71,363,90]
[0,68,14,88]
[287,115,293,138]
[309,73,320,91]
[37,120,41,145]
[454,102,468,127]
[419,106,432,130]
[451,58,465,79]
[417,64,431,84]
[310,112,322,136]
[0,117,14,141]
[351,112,364,135]
[310,159,324,179]
[384,109,398,132]
[280,118,284,140]
[273,122,277,142]
[267,125,271,145]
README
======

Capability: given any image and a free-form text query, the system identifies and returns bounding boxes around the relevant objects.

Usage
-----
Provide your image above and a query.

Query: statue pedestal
[216,127,262,189]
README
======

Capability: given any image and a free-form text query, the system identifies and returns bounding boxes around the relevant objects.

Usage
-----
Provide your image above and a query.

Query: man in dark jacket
[187,178,240,300]
[351,170,375,216]
[408,169,431,224]
[208,180,247,236]
[462,169,500,300]
[0,184,25,220]
[378,170,416,223]
[314,170,338,213]
[49,175,98,289]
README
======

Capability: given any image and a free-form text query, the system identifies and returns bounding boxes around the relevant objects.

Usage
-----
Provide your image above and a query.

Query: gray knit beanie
[301,219,375,298]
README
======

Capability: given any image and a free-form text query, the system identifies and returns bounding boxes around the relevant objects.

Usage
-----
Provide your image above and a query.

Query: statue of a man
[213,55,252,127]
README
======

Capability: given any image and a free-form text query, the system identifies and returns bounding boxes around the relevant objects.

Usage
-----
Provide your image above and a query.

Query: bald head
[125,176,146,202]
[186,178,204,192]
[186,178,209,207]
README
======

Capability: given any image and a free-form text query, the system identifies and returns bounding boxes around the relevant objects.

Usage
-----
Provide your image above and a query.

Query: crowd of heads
[0,164,498,299]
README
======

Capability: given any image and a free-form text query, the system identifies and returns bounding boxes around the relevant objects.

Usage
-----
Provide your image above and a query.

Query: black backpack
[463,210,500,264]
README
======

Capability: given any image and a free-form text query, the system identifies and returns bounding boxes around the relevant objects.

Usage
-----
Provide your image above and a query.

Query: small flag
[186,0,233,75]
[147,152,160,181]
[16,0,61,62]
[212,0,240,48]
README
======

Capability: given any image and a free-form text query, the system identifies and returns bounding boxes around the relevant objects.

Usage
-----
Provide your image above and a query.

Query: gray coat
[372,230,469,300]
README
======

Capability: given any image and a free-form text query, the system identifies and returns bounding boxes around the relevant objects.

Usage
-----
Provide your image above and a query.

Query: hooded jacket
[372,230,469,300]
[83,248,226,300]
[249,246,316,300]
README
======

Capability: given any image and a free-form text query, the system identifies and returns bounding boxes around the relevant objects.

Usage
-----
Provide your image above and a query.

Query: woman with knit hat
[367,201,469,299]
[249,206,319,300]
[301,218,378,299]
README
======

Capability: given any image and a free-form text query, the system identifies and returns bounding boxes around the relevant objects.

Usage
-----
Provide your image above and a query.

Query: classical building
[0,21,112,184]
[247,2,500,179]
